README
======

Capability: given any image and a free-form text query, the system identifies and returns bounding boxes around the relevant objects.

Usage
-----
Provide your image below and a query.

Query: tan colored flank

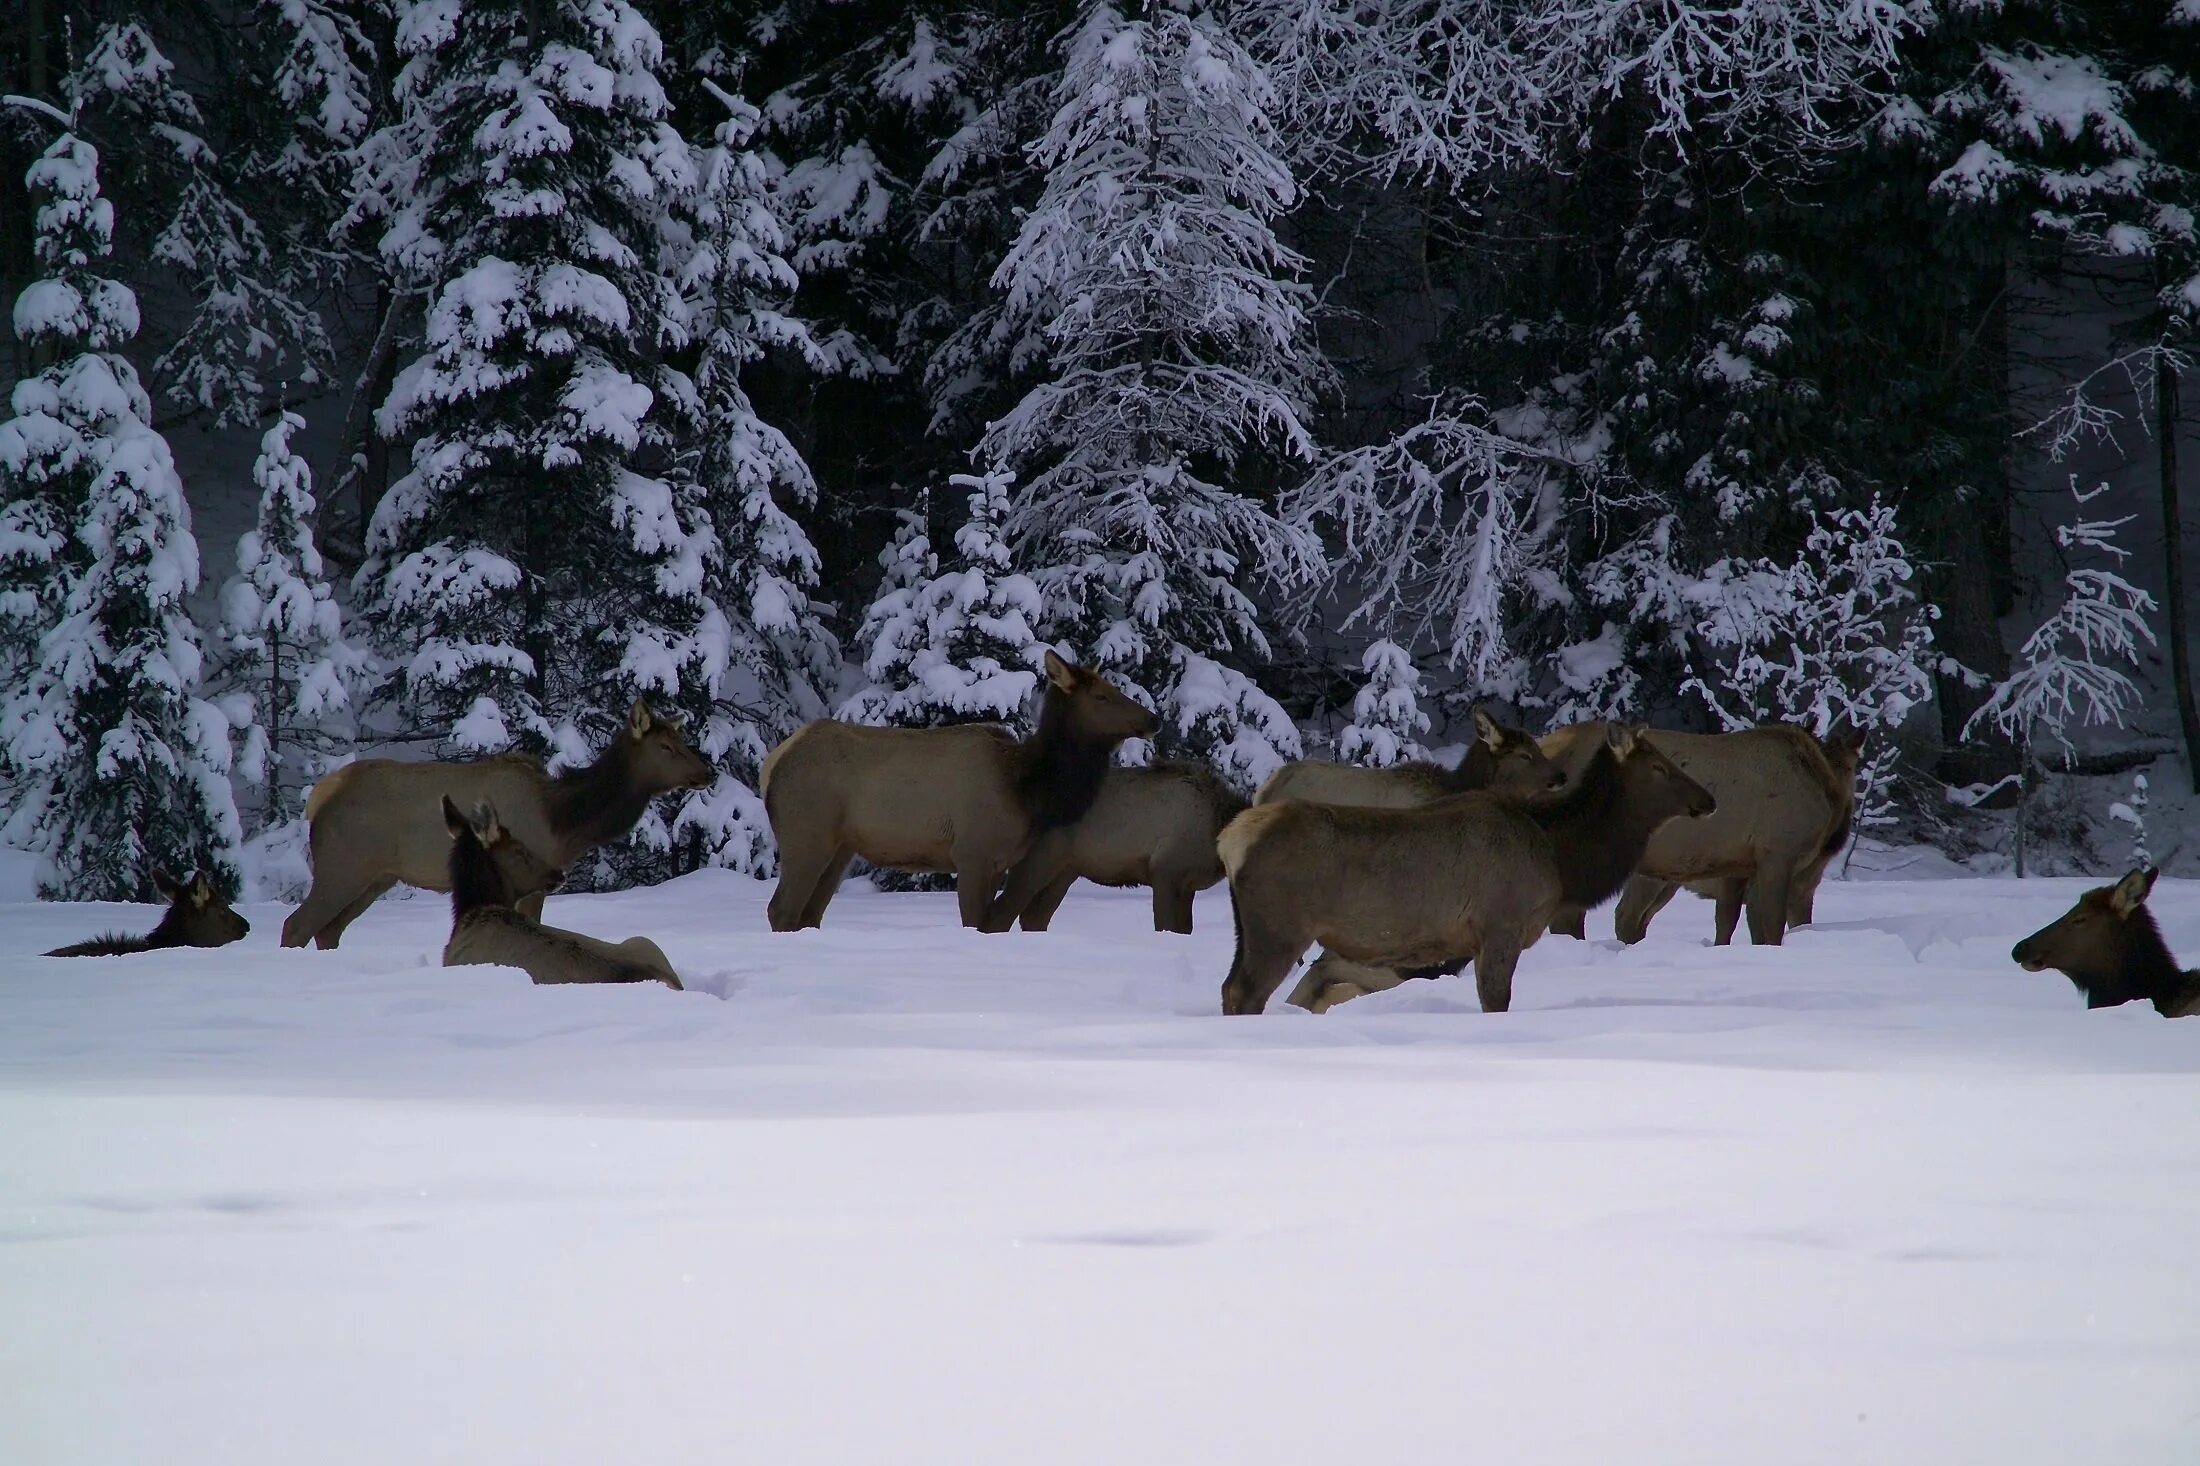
[1539,722,1850,947]
[982,761,1247,935]
[1254,712,1563,810]
[445,912,683,990]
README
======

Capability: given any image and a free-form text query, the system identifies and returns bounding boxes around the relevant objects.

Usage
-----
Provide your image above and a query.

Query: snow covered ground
[3,863,2197,1465]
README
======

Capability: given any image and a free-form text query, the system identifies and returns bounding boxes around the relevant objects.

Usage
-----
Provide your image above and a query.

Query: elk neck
[1019,686,1118,835]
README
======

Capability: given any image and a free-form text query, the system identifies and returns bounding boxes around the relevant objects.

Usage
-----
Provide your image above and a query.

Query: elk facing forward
[45,870,251,957]
[2012,868,2200,1017]
[1254,710,1566,809]
[980,760,1246,934]
[1542,723,1854,946]
[282,701,712,950]
[440,797,683,990]
[761,651,1157,930]
[1218,726,1714,1017]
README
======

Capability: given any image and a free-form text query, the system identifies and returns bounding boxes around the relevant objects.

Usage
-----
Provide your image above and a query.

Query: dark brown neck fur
[543,736,657,855]
[448,830,516,924]
[2073,906,2190,1013]
[1445,740,1499,792]
[1528,743,1656,911]
[46,905,196,958]
[1018,684,1123,834]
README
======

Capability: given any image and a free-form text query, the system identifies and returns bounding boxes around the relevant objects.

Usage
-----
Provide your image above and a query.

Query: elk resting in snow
[281,700,713,950]
[2012,867,2200,1017]
[1541,723,1858,947]
[1217,725,1715,1017]
[1253,710,1567,809]
[760,651,1158,931]
[979,760,1247,934]
[45,869,250,957]
[440,797,683,991]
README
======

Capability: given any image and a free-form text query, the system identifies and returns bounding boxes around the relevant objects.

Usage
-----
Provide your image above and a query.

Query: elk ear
[1043,649,1078,692]
[191,871,217,906]
[1473,709,1503,749]
[152,868,183,901]
[629,699,654,737]
[1605,724,1638,759]
[2110,867,2158,918]
[472,800,505,844]
[442,795,468,839]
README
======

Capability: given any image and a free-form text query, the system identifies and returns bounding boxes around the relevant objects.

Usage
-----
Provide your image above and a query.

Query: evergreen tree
[0,117,241,899]
[1335,639,1431,768]
[355,0,700,775]
[972,0,1322,790]
[217,408,370,830]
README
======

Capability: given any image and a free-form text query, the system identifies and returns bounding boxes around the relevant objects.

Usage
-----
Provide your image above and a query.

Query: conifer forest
[3,0,2197,901]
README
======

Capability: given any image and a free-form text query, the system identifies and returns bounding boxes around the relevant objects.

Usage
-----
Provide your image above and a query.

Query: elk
[1254,710,1567,809]
[1217,725,1715,1017]
[979,760,1246,934]
[760,651,1157,930]
[2012,868,2200,1017]
[45,869,250,957]
[1541,723,1855,947]
[440,797,683,991]
[281,700,712,950]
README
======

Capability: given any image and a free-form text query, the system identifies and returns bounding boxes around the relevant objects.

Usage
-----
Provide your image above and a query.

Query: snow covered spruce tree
[0,110,242,900]
[1963,481,2157,877]
[650,80,840,877]
[969,0,1323,790]
[1335,639,1431,768]
[355,3,701,778]
[216,409,370,836]
[844,468,1045,730]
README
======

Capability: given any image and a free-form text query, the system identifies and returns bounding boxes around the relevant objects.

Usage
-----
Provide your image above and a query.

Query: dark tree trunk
[2161,350,2200,795]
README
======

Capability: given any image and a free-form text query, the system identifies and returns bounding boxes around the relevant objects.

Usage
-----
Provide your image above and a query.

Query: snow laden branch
[1963,480,2157,761]
[1287,404,1559,693]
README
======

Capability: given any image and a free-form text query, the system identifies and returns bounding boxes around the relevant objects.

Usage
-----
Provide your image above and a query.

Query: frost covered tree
[0,110,241,900]
[1963,481,2157,877]
[1335,639,1431,768]
[652,79,841,876]
[355,0,700,774]
[971,0,1323,790]
[844,469,1044,730]
[216,409,369,833]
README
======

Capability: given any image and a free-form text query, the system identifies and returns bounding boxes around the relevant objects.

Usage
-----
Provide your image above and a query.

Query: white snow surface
[3,870,2197,1465]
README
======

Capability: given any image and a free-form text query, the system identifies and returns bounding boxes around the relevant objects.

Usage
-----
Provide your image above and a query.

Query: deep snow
[3,865,2197,1465]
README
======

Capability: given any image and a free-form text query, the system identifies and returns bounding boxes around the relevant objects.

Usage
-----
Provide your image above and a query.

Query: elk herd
[35,654,2199,1021]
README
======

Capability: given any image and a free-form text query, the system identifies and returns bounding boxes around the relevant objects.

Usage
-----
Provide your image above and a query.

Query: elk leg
[315,879,395,950]
[769,839,842,931]
[281,874,368,949]
[1712,879,1745,946]
[1744,866,1792,946]
[1219,893,1307,1016]
[1613,876,1678,944]
[1549,902,1588,940]
[981,832,1073,933]
[955,858,1007,929]
[797,847,858,929]
[1151,878,1196,935]
[1014,871,1078,932]
[1473,934,1524,1014]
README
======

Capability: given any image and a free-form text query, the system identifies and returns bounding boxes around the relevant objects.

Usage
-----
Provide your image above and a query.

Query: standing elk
[1217,725,1715,1017]
[2012,867,2200,1017]
[979,760,1246,934]
[281,700,712,950]
[760,651,1157,931]
[45,869,250,957]
[1254,710,1567,809]
[440,797,683,990]
[1541,723,1858,947]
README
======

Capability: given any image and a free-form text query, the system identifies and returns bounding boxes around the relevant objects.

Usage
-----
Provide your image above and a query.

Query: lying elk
[1218,725,1714,1017]
[1542,723,1858,947]
[761,651,1157,930]
[45,869,250,957]
[980,760,1246,935]
[441,797,683,990]
[2012,868,2199,1017]
[1254,710,1567,809]
[281,700,712,950]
